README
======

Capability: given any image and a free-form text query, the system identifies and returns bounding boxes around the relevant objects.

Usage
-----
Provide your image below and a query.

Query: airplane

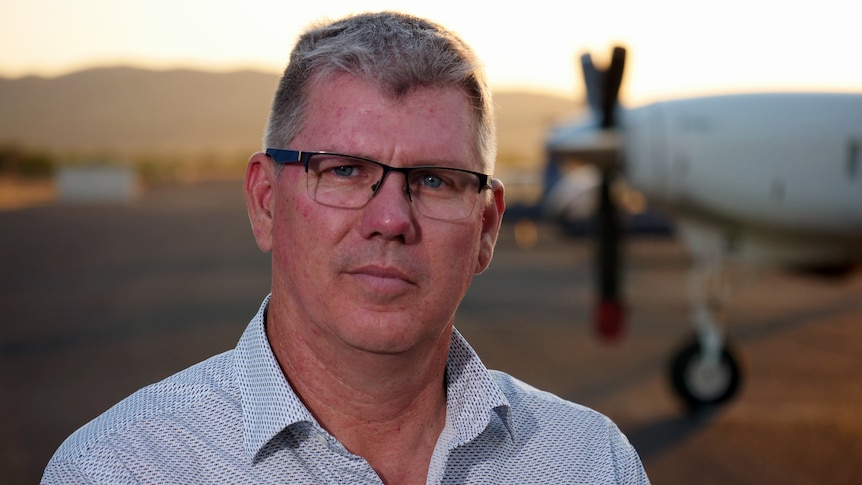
[542,46,862,411]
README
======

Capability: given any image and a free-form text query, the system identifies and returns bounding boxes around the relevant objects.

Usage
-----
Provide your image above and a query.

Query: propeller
[585,47,626,342]
[546,46,627,342]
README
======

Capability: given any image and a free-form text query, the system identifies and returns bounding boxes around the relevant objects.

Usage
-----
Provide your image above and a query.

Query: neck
[266,306,450,484]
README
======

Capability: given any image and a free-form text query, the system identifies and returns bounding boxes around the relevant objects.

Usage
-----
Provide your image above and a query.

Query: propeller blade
[581,53,603,120]
[595,167,625,342]
[600,47,626,128]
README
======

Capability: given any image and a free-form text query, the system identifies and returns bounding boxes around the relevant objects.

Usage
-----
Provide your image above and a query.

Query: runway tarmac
[2,181,860,484]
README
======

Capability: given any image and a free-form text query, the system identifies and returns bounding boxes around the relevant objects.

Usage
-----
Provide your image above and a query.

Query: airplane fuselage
[622,93,862,266]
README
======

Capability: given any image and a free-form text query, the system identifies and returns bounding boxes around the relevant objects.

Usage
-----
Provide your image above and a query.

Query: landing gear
[670,337,741,410]
[668,232,745,410]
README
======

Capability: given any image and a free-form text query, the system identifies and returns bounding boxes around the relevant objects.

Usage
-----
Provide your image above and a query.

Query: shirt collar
[235,295,316,461]
[445,328,515,445]
[236,295,515,460]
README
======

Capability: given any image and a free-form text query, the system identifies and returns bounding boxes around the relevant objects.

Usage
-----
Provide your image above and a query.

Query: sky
[2,0,861,105]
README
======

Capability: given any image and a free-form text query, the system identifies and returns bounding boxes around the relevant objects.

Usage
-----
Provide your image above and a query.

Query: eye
[412,168,473,194]
[419,172,445,189]
[331,165,358,177]
[313,155,376,182]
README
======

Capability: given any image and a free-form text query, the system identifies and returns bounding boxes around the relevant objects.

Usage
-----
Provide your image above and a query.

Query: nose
[359,172,418,243]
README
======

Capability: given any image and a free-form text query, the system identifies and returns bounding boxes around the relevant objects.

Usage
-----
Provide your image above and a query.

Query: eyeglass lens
[307,154,482,220]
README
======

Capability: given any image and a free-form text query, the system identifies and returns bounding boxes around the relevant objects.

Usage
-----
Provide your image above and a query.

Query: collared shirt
[43,296,649,484]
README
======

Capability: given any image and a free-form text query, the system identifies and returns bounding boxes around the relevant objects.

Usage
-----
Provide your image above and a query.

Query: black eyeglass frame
[264,148,491,197]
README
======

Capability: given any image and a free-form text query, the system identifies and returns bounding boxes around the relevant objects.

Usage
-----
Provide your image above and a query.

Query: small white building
[57,165,138,202]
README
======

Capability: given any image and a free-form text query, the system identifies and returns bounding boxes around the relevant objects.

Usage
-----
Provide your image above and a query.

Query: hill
[0,67,581,170]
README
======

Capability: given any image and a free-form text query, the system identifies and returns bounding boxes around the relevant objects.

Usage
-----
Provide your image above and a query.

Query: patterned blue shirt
[43,296,649,484]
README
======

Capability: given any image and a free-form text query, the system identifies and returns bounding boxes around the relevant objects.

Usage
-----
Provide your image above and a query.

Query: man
[44,11,649,484]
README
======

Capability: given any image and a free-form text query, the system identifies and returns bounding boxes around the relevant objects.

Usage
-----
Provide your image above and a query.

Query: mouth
[346,265,417,294]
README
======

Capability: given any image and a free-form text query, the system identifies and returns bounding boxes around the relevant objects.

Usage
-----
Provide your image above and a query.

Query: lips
[346,265,417,295]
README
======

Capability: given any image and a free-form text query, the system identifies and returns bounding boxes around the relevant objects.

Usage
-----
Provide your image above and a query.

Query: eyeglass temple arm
[265,148,303,164]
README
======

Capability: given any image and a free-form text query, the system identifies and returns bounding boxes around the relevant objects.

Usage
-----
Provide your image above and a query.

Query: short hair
[264,11,496,173]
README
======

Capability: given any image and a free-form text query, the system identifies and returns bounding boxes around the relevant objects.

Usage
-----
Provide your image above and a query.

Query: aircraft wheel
[669,337,741,411]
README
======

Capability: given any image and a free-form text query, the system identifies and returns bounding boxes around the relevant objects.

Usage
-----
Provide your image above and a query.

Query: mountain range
[0,67,581,169]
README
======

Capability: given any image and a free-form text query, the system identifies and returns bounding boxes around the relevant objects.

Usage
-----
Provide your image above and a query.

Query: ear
[244,152,275,253]
[475,178,506,274]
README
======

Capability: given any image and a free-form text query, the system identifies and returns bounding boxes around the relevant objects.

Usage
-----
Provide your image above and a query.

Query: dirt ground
[2,181,860,483]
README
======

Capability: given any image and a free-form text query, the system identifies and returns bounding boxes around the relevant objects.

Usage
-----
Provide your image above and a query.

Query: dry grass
[0,177,56,210]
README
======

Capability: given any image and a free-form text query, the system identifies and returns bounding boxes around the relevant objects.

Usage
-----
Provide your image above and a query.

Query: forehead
[293,74,480,168]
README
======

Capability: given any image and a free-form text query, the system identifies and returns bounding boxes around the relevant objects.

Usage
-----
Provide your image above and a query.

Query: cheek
[432,226,482,283]
[298,201,315,221]
[271,194,322,274]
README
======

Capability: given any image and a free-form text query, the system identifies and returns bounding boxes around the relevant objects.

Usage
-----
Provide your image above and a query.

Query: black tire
[669,337,742,411]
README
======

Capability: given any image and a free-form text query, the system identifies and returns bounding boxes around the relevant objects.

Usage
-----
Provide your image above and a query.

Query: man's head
[245,11,505,359]
[264,11,497,173]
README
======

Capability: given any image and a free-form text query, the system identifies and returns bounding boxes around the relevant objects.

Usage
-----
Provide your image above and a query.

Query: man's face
[246,73,504,357]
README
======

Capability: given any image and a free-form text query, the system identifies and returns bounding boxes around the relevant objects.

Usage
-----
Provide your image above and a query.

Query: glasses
[265,148,490,221]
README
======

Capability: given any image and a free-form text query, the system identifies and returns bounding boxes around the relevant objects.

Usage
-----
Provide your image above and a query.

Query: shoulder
[486,370,649,483]
[490,369,607,425]
[43,350,238,481]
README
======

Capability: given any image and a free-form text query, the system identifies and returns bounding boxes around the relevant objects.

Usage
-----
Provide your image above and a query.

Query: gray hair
[264,11,496,173]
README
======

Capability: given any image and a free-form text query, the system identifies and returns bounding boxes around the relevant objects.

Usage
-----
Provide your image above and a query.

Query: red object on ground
[595,299,625,343]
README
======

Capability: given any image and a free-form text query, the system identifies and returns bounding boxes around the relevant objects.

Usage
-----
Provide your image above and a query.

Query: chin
[341,316,450,356]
